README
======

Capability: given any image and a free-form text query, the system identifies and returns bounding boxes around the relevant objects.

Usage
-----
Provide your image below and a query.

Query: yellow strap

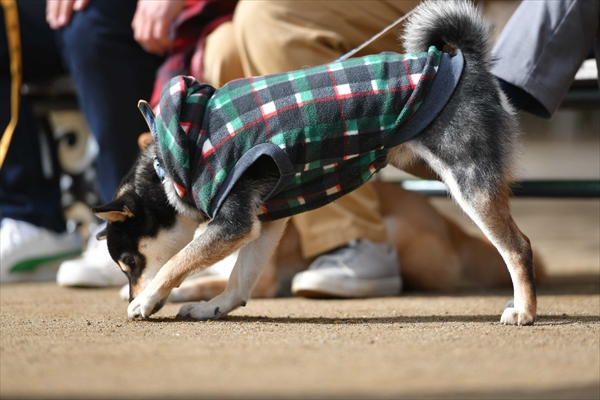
[0,0,21,170]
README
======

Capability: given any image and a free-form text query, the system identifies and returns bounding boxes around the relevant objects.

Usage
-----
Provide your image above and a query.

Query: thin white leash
[336,9,414,62]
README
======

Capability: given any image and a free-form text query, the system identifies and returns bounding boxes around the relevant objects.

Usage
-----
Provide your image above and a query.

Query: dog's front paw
[500,306,535,326]
[127,289,168,320]
[177,301,223,320]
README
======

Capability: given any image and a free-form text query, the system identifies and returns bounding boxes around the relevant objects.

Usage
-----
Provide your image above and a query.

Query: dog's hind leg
[177,218,288,319]
[458,184,535,326]
[391,143,536,325]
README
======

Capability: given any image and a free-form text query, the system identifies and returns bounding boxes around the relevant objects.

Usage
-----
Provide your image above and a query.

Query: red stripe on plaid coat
[141,46,460,221]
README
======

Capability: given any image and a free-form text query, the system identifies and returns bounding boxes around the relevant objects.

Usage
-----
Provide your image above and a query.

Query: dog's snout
[128,284,135,303]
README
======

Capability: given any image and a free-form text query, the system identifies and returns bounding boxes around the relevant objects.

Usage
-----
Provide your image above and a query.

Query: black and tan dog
[94,1,537,325]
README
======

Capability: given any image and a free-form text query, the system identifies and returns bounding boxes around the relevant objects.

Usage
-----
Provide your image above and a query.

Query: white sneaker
[56,224,128,287]
[0,218,83,283]
[291,239,402,298]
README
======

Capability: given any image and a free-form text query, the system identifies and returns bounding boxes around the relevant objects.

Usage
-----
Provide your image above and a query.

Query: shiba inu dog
[94,1,537,325]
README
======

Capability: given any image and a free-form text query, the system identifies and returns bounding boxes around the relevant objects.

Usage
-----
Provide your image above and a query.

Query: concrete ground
[1,198,598,399]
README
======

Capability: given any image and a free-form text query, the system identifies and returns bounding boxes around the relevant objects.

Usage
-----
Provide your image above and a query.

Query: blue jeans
[0,0,163,233]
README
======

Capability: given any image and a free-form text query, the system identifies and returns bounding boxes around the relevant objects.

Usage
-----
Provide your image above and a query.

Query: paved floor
[1,198,598,399]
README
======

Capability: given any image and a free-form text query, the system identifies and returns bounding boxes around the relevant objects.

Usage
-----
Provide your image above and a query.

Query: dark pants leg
[0,0,66,233]
[492,0,600,119]
[56,0,164,203]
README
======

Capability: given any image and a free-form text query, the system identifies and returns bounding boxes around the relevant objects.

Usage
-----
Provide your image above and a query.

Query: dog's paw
[177,301,223,320]
[500,306,535,326]
[127,289,168,320]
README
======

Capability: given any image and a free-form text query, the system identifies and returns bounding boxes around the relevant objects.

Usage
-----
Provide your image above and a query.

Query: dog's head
[92,150,199,302]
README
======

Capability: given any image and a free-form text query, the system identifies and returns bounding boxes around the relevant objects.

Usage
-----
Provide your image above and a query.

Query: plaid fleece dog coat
[139,46,464,221]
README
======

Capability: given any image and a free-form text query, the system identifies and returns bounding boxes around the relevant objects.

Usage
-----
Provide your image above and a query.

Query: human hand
[46,0,90,30]
[131,0,186,56]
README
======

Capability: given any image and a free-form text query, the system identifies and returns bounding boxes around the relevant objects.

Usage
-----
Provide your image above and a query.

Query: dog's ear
[92,198,135,223]
[137,100,156,140]
[95,227,107,241]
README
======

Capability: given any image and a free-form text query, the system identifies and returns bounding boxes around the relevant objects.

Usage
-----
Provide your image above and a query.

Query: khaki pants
[204,0,419,258]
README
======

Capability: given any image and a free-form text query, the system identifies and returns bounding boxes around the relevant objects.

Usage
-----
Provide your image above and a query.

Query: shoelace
[310,241,360,269]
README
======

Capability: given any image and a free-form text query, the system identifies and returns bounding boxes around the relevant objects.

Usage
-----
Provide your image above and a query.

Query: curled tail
[401,0,491,63]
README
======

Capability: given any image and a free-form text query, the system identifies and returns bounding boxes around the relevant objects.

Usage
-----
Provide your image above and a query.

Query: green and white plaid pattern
[145,46,443,221]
